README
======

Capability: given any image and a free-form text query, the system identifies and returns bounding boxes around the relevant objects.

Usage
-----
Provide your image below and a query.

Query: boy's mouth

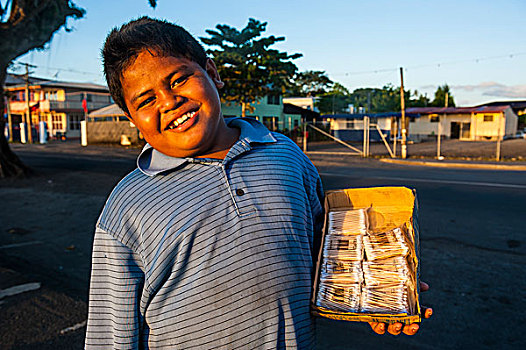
[166,111,197,131]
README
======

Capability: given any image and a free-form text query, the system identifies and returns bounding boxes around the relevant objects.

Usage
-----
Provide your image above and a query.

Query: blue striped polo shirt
[85,117,324,349]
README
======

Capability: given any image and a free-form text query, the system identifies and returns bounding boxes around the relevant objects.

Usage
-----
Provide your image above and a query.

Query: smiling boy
[85,17,324,349]
[85,17,428,350]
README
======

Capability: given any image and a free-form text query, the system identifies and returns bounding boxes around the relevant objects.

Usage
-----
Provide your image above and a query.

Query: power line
[10,61,101,78]
[333,51,526,77]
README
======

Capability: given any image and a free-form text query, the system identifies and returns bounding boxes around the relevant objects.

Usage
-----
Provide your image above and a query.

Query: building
[322,105,518,143]
[476,100,526,129]
[221,96,309,132]
[87,104,140,144]
[322,112,418,142]
[282,97,319,113]
[406,106,518,141]
[5,74,112,140]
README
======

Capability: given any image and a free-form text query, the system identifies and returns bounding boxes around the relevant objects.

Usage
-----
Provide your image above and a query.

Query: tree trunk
[0,65,30,177]
[0,0,84,178]
[241,102,246,118]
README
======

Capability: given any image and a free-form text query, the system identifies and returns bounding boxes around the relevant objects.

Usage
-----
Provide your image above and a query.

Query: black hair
[102,16,208,114]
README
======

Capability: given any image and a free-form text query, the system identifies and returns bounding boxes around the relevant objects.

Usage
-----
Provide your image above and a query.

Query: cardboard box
[311,186,422,325]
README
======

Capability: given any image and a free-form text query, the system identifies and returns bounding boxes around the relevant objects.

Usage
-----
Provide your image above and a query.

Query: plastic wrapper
[363,226,410,260]
[322,234,363,261]
[316,282,361,312]
[328,209,368,236]
[361,282,408,314]
[321,260,363,284]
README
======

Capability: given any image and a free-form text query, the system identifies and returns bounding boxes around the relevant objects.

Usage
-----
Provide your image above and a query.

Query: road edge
[379,158,526,171]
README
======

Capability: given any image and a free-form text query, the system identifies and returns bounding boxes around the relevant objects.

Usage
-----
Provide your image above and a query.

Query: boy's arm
[85,228,146,349]
[310,174,325,269]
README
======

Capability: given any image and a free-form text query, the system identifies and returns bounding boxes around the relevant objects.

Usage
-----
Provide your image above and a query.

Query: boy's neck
[195,125,240,160]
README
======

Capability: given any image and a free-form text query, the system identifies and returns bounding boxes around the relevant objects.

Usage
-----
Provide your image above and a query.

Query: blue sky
[9,0,526,106]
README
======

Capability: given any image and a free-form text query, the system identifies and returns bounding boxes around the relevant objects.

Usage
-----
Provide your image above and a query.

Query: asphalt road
[1,143,525,349]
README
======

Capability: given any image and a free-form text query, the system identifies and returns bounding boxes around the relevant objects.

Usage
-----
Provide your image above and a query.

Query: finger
[369,322,386,335]
[424,307,433,319]
[419,281,429,292]
[402,323,419,336]
[387,322,403,335]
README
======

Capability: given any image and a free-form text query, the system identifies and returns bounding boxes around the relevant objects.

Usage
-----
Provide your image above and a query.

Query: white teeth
[167,111,196,130]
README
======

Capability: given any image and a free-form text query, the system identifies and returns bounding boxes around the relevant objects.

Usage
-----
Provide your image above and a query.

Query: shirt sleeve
[85,228,146,349]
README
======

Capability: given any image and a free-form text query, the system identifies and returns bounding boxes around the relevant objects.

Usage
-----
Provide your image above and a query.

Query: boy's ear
[206,58,224,90]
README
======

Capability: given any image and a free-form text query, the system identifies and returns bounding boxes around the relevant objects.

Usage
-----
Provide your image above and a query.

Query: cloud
[452,82,526,98]
[419,84,436,90]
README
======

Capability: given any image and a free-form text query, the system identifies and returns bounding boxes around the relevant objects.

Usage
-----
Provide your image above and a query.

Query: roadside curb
[379,158,526,171]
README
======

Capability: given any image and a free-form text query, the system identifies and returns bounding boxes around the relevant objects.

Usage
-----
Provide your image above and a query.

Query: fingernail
[412,325,419,333]
[395,325,402,331]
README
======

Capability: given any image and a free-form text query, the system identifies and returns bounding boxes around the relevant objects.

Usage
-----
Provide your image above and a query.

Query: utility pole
[496,115,502,161]
[400,67,407,159]
[437,92,448,159]
[5,95,13,142]
[303,117,307,153]
[393,118,397,157]
[23,63,35,144]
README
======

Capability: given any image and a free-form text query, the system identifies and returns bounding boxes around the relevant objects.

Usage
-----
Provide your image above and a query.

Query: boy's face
[121,50,227,158]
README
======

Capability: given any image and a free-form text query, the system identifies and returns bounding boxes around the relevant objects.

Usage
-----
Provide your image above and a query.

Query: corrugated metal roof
[321,112,420,119]
[406,106,510,114]
[6,75,108,91]
[5,73,56,86]
[89,103,125,117]
[476,100,526,107]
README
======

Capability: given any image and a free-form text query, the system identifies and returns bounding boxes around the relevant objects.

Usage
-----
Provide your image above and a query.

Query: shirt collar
[137,117,276,176]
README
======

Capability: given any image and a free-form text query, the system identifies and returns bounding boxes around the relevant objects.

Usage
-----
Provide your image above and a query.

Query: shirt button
[236,189,245,196]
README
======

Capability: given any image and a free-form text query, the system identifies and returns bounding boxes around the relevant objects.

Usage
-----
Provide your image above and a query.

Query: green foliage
[200,18,301,113]
[430,84,456,107]
[316,84,434,115]
[286,70,333,97]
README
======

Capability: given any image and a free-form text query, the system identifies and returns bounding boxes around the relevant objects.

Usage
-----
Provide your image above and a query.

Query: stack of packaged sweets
[314,187,420,322]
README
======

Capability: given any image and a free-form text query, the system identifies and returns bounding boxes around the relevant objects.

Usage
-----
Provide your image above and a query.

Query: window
[52,115,63,130]
[263,116,278,131]
[69,114,83,130]
[294,119,299,127]
[483,115,493,122]
[429,115,439,123]
[266,95,280,105]
[346,119,355,129]
[45,90,59,101]
[409,117,416,123]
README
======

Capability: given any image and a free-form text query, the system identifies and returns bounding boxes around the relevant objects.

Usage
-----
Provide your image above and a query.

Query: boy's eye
[138,96,155,109]
[171,75,189,88]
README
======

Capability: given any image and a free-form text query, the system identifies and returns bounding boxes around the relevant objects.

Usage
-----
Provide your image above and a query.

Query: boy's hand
[368,281,433,336]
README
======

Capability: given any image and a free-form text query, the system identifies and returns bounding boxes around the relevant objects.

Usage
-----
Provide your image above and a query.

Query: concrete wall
[87,120,139,144]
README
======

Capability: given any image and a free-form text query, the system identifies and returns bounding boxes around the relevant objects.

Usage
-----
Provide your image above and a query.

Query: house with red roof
[406,106,518,141]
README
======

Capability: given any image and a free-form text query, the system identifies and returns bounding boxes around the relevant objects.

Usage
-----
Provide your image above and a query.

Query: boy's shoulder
[227,117,305,156]
[95,167,149,239]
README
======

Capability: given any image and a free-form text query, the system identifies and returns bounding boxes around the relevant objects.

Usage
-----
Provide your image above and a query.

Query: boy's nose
[159,92,186,113]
